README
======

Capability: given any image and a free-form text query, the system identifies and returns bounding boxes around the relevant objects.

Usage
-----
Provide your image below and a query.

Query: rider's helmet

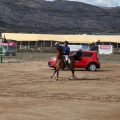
[64,41,68,45]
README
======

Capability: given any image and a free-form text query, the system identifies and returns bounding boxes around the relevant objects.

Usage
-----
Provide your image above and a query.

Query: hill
[0,0,120,34]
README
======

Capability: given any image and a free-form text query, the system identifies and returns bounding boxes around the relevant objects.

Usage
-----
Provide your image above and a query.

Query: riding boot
[66,60,68,65]
[66,61,69,68]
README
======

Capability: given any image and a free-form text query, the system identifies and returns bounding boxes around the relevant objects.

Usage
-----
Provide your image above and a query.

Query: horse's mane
[57,45,63,52]
[56,45,63,60]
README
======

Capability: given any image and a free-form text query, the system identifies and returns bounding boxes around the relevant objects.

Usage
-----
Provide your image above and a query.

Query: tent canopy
[1,33,120,43]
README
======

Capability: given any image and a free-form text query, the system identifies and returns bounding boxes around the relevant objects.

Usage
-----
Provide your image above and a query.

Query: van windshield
[7,46,16,52]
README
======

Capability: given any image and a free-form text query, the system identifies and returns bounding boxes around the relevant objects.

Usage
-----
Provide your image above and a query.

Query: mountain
[0,0,120,34]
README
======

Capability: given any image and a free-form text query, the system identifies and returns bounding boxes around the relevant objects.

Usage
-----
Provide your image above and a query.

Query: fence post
[21,51,23,60]
[0,45,3,63]
[40,43,42,53]
[0,55,3,63]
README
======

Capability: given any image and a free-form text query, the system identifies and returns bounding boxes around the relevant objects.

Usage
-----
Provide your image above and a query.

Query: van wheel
[87,63,97,71]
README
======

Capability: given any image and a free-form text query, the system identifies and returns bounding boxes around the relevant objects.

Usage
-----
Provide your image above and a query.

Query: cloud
[70,0,120,7]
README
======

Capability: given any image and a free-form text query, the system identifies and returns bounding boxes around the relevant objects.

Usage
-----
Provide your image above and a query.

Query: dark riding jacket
[62,46,70,55]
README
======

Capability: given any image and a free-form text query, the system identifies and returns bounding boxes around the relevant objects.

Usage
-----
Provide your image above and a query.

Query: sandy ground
[0,61,120,120]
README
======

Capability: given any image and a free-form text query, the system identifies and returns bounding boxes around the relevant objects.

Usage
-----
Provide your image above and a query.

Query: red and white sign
[0,42,16,46]
[98,45,113,54]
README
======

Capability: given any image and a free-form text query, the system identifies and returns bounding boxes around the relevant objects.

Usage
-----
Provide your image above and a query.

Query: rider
[62,41,70,65]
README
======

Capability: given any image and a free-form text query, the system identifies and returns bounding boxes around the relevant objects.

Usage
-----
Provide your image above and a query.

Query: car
[48,50,100,71]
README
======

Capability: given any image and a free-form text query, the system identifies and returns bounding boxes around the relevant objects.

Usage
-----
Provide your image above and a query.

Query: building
[1,33,120,53]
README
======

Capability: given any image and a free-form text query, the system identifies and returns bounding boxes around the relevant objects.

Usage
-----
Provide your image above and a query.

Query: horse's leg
[50,69,57,78]
[56,69,59,80]
[68,64,75,80]
[50,66,60,80]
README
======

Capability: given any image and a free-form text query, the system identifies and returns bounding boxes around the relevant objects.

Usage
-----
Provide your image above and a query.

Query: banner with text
[98,45,113,54]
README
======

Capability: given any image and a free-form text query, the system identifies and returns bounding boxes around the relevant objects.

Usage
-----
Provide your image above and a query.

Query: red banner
[0,42,16,46]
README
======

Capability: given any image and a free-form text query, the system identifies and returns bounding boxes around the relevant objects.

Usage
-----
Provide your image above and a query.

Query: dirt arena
[0,61,120,120]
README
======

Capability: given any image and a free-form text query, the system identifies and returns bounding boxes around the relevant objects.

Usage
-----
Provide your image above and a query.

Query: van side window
[82,52,93,57]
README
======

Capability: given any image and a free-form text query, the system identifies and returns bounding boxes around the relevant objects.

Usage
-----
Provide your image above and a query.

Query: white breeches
[63,55,68,61]
[63,55,71,63]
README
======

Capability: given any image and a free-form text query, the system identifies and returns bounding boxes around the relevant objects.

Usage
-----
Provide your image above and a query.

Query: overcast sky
[69,0,120,7]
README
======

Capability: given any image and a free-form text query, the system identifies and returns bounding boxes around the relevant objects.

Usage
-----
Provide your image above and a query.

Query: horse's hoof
[49,76,52,78]
[56,78,58,80]
[70,76,75,80]
[70,77,74,80]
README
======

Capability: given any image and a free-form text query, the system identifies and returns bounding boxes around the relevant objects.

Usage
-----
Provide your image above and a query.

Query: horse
[50,43,75,80]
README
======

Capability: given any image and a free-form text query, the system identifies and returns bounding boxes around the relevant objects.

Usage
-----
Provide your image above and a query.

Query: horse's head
[55,42,62,50]
[55,42,60,46]
[55,42,61,49]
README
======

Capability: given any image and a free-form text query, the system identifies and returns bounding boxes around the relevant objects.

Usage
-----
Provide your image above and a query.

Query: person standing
[90,42,95,50]
[96,40,100,45]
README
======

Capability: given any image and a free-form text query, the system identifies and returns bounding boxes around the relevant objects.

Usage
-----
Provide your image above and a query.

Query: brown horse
[50,43,75,80]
